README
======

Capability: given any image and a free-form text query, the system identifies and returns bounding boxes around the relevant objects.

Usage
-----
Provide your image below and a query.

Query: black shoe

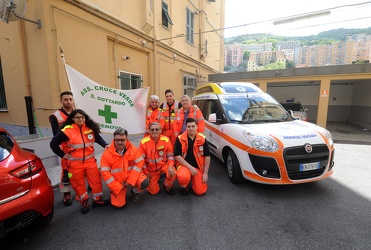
[92,196,110,208]
[163,183,175,195]
[63,192,73,206]
[80,199,89,214]
[180,187,189,196]
[130,188,141,203]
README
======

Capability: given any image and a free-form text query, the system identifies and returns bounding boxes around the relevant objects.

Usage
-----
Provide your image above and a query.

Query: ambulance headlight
[242,131,278,152]
[317,128,333,146]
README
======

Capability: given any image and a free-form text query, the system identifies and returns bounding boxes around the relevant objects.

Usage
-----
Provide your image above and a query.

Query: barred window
[118,71,142,90]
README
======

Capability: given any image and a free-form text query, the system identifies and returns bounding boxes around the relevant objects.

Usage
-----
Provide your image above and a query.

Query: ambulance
[192,82,335,184]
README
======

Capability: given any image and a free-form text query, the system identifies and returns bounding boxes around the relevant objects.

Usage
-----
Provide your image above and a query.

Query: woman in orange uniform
[50,109,109,214]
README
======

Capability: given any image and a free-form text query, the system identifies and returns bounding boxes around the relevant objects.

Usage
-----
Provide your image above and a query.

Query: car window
[0,132,14,161]
[220,96,293,123]
[282,103,303,111]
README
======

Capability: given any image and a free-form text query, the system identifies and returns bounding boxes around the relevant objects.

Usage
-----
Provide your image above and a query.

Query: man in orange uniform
[174,95,205,138]
[139,122,176,195]
[100,128,149,209]
[49,91,74,206]
[145,95,164,136]
[174,118,210,196]
[159,89,182,145]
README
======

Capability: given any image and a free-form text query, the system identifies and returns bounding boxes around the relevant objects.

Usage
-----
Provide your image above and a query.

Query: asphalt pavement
[45,121,371,187]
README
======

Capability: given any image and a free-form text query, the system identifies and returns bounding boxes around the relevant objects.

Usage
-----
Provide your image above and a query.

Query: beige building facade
[0,0,225,136]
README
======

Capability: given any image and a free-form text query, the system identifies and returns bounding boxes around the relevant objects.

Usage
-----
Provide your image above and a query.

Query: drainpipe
[20,20,35,134]
[24,96,36,134]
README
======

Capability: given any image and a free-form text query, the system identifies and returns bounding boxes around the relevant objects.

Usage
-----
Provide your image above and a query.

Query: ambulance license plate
[300,162,320,171]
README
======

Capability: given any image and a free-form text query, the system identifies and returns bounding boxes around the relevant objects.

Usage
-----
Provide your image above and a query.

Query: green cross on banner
[98,105,117,124]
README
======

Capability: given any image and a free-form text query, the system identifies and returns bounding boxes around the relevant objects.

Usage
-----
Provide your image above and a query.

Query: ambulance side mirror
[208,113,217,123]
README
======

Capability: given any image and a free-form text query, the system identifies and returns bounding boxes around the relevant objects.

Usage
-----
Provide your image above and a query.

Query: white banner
[64,63,148,134]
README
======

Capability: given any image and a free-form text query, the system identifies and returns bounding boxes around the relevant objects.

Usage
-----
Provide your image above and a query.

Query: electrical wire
[156,1,371,41]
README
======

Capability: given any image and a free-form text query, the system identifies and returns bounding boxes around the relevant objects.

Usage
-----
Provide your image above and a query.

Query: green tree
[262,62,285,70]
[285,60,296,68]
[243,50,250,61]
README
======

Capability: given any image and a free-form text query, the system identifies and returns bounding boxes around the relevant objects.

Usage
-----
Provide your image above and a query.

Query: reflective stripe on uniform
[134,156,143,163]
[132,166,141,172]
[111,168,122,174]
[105,176,115,185]
[100,166,111,172]
[69,153,95,161]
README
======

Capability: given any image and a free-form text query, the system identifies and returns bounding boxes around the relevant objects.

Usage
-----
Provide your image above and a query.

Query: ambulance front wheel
[225,149,243,184]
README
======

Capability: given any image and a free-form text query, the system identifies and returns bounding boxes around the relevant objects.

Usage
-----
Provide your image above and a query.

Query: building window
[0,58,7,110]
[162,1,173,28]
[183,75,197,98]
[186,8,194,45]
[118,71,142,90]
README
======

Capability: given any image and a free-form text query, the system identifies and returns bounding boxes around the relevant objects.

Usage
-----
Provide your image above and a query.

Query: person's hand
[168,166,176,177]
[202,172,208,183]
[123,183,131,189]
[63,153,72,160]
[190,166,198,176]
[105,145,109,149]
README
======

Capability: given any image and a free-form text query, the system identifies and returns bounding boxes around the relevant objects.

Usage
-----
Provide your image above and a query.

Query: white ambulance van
[192,82,335,184]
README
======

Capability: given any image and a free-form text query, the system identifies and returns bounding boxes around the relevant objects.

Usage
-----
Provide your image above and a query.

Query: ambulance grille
[284,144,329,180]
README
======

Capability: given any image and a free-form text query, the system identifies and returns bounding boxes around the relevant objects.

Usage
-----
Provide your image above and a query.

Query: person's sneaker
[163,183,175,195]
[63,192,73,206]
[180,187,189,196]
[130,188,141,203]
[92,196,110,208]
[80,199,89,214]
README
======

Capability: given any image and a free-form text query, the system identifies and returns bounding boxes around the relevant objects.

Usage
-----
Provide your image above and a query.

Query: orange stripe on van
[205,123,251,151]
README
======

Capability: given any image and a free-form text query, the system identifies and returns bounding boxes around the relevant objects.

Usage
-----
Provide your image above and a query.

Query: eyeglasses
[74,116,85,120]
[114,139,127,143]
[150,128,160,132]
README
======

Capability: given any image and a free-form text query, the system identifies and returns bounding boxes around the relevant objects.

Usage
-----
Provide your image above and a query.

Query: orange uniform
[61,124,103,202]
[160,101,181,145]
[175,132,209,195]
[100,139,148,208]
[174,107,205,137]
[145,107,164,136]
[139,135,176,195]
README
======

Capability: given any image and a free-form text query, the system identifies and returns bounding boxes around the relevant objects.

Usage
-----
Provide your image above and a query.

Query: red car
[0,127,54,238]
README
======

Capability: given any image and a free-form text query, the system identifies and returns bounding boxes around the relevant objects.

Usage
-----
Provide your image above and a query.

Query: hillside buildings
[225,34,371,71]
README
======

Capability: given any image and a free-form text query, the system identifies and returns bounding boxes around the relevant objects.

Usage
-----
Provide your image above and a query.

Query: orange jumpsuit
[160,101,181,145]
[139,135,176,195]
[175,132,209,195]
[100,139,148,208]
[145,107,164,136]
[174,107,205,137]
[61,124,103,202]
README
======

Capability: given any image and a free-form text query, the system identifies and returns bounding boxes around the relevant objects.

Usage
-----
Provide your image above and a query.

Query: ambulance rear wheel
[226,149,243,184]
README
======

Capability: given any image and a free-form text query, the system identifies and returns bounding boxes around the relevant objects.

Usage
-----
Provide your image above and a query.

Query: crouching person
[175,118,210,196]
[139,122,176,195]
[100,128,149,209]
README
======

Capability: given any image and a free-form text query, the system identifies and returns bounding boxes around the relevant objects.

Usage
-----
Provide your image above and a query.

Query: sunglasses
[114,139,127,143]
[150,128,161,132]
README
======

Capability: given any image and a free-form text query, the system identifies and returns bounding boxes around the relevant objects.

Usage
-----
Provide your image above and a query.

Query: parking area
[327,121,371,145]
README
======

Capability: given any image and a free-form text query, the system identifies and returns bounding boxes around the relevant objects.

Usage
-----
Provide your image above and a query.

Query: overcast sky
[224,0,371,37]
